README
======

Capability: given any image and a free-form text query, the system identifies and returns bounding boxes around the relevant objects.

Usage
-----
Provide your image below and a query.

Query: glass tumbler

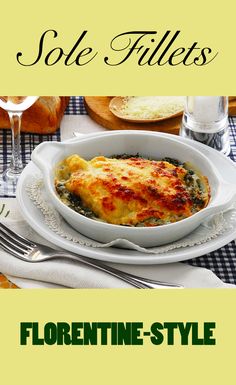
[180,96,230,155]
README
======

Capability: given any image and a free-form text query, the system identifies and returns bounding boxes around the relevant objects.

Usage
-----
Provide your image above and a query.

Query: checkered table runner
[0,96,236,284]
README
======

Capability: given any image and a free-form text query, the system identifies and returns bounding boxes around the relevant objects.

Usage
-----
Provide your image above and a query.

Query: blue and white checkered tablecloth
[0,96,236,284]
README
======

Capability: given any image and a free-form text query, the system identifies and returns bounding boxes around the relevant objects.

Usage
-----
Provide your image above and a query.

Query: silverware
[0,222,183,289]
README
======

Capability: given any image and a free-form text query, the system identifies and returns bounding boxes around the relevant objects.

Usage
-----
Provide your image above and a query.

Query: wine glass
[0,96,39,193]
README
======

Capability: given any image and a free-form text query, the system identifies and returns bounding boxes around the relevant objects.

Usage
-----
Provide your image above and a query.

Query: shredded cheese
[121,96,185,119]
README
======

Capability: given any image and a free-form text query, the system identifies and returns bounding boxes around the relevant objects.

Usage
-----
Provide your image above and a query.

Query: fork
[0,223,183,289]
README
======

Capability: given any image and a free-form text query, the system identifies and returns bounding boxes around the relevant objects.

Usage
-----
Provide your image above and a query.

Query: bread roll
[0,96,70,134]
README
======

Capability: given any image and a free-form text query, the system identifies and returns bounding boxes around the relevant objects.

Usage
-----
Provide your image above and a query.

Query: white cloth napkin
[60,115,105,141]
[0,198,234,289]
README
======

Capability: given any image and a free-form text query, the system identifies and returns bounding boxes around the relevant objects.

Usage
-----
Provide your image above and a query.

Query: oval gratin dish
[31,131,236,248]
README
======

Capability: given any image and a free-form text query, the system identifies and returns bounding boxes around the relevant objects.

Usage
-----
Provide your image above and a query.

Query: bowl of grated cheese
[109,96,185,122]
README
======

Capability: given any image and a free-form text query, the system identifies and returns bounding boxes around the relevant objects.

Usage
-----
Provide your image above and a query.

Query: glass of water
[180,96,230,156]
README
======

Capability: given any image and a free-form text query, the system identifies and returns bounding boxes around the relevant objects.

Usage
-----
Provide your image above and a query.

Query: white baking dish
[31,131,236,247]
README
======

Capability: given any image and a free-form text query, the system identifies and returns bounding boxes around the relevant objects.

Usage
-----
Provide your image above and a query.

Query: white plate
[16,132,236,265]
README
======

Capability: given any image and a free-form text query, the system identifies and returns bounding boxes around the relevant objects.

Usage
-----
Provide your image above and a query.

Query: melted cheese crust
[55,155,210,226]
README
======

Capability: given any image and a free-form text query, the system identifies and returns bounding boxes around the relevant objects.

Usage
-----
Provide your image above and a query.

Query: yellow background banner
[0,0,234,94]
[0,289,236,384]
